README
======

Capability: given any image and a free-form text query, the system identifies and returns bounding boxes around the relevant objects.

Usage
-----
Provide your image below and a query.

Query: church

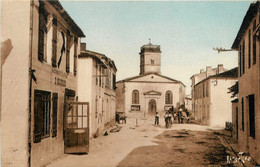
[116,42,186,116]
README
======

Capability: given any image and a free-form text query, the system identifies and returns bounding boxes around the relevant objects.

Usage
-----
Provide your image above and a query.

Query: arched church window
[132,90,139,104]
[165,90,173,104]
[151,58,155,65]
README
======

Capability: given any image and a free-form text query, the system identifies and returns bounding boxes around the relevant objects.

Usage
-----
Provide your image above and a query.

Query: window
[132,90,139,104]
[52,16,57,67]
[165,90,173,104]
[206,82,209,97]
[202,83,205,97]
[74,37,78,75]
[99,66,102,87]
[34,90,51,143]
[248,29,251,69]
[95,65,98,85]
[105,69,109,88]
[242,97,244,131]
[249,95,255,138]
[242,40,245,74]
[95,96,98,118]
[102,68,106,87]
[239,45,242,76]
[151,58,155,65]
[253,28,256,64]
[38,3,47,62]
[112,73,116,90]
[52,93,58,137]
[66,30,71,73]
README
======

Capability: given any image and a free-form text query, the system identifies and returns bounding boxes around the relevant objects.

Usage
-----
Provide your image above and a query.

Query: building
[1,1,85,166]
[185,95,192,112]
[190,65,227,120]
[78,44,117,138]
[231,1,260,164]
[193,67,238,127]
[116,42,186,117]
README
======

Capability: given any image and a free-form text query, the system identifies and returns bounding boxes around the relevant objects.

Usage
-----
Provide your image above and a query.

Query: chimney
[218,64,224,74]
[81,43,86,52]
[206,66,212,72]
[206,66,212,77]
[200,69,205,74]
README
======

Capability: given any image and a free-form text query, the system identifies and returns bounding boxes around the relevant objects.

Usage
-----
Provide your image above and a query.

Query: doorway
[64,102,89,154]
[148,99,156,115]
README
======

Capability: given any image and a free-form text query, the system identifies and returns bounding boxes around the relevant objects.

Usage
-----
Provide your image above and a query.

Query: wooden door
[64,102,89,154]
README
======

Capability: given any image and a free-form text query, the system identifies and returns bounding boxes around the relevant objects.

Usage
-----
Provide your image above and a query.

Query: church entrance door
[148,99,156,115]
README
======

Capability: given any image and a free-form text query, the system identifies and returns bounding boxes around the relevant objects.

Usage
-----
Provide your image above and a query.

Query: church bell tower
[139,40,161,75]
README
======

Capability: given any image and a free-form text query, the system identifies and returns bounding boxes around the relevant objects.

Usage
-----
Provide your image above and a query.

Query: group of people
[154,106,190,128]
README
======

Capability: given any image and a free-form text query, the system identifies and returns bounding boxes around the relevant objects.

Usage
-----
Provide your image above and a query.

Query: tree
[228,81,238,98]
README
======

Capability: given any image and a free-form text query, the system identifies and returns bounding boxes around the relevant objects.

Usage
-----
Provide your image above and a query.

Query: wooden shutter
[52,93,58,137]
[249,95,255,138]
[34,90,43,143]
[52,16,57,67]
[74,37,78,75]
[66,30,71,73]
[113,74,116,90]
[38,4,45,62]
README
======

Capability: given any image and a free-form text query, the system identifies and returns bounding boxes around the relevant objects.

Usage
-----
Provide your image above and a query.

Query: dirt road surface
[47,114,247,167]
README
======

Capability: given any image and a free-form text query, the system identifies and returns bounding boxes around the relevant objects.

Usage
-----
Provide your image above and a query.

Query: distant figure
[155,112,159,126]
[168,106,174,125]
[167,111,172,128]
[185,110,190,123]
[177,108,183,123]
[173,112,178,123]
[164,111,170,128]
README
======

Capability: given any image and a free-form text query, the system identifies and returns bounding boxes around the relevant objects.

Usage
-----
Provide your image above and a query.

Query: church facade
[116,42,185,116]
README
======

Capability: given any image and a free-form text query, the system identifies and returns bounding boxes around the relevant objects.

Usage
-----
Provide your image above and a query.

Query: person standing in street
[155,112,159,126]
[178,108,183,123]
[164,111,170,128]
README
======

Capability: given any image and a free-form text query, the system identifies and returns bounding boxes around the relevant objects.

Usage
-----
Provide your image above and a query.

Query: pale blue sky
[61,1,252,94]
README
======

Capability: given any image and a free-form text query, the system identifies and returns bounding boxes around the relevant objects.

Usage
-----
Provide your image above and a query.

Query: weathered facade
[78,46,117,138]
[231,1,260,163]
[190,65,227,120]
[116,42,185,116]
[185,95,192,112]
[1,0,85,166]
[193,68,238,127]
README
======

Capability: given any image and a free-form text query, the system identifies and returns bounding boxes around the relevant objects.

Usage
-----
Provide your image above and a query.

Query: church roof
[117,72,186,87]
[140,42,161,54]
[143,90,162,96]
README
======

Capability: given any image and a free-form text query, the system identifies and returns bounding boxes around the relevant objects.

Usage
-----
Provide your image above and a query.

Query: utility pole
[213,47,236,53]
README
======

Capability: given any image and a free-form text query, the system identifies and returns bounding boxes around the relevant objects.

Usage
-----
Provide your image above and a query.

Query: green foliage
[228,81,238,98]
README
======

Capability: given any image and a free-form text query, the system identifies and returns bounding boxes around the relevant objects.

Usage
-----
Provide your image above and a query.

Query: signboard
[55,77,66,87]
[131,105,140,111]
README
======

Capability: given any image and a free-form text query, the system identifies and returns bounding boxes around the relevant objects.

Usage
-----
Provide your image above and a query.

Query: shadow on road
[117,129,229,167]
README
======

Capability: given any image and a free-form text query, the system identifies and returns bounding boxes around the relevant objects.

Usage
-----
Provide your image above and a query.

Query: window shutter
[34,91,43,143]
[52,93,58,137]
[113,74,116,90]
[52,16,57,67]
[66,30,71,73]
[74,37,78,75]
[38,4,45,62]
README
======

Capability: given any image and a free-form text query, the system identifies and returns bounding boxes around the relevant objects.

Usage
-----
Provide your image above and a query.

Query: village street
[47,113,250,167]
